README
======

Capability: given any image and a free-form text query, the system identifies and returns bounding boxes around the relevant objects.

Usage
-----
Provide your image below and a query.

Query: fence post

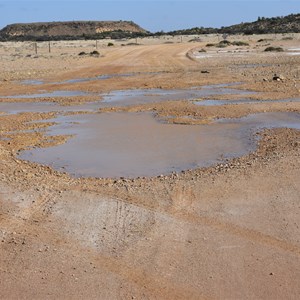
[48,41,51,53]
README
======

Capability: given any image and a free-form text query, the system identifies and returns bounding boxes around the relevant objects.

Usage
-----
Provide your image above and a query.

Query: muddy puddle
[20,80,44,85]
[0,101,102,114]
[0,83,256,113]
[19,72,161,85]
[100,84,255,106]
[229,63,272,69]
[0,90,88,99]
[19,111,300,178]
[194,98,300,106]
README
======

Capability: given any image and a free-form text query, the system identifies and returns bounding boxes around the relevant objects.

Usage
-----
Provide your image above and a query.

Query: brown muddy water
[18,112,300,178]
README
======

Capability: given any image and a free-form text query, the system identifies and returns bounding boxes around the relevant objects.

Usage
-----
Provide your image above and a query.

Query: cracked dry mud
[0,35,299,299]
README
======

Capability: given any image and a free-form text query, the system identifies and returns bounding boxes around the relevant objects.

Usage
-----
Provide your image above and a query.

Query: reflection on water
[18,112,300,178]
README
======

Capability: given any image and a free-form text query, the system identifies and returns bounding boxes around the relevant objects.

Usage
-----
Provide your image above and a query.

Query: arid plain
[0,34,300,299]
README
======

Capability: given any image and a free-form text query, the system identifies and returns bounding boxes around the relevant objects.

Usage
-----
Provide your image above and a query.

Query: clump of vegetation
[189,38,202,42]
[126,42,140,46]
[206,40,250,49]
[79,50,100,57]
[219,40,231,45]
[215,40,231,48]
[216,43,228,48]
[282,36,293,40]
[90,50,100,56]
[257,38,273,42]
[107,42,114,47]
[264,46,284,52]
[198,49,206,53]
[231,41,249,46]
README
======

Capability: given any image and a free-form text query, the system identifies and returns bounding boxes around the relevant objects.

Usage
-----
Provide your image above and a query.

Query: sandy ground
[0,34,300,299]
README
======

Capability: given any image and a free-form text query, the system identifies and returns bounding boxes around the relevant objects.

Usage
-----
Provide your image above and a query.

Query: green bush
[107,42,114,47]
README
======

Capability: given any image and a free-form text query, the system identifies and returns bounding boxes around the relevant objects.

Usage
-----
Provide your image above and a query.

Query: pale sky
[0,0,299,32]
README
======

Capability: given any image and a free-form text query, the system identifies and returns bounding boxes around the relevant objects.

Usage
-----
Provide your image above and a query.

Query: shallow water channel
[18,112,300,178]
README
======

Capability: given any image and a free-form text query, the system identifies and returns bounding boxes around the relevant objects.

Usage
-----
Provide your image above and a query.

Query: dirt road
[0,36,299,299]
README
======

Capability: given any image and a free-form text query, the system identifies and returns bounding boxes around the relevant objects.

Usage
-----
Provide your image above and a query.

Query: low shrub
[216,43,228,48]
[90,50,100,56]
[219,40,231,45]
[231,41,249,46]
[107,42,114,47]
[258,38,273,42]
[264,46,284,52]
[189,38,202,42]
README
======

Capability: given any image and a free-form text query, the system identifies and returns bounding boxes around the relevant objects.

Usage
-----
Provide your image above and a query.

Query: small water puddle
[229,63,272,69]
[0,101,102,114]
[194,98,300,106]
[20,80,44,85]
[19,72,161,86]
[0,90,88,99]
[18,111,300,178]
[101,85,255,106]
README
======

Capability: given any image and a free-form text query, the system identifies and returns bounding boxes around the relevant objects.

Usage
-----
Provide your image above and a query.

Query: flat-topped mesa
[0,20,148,41]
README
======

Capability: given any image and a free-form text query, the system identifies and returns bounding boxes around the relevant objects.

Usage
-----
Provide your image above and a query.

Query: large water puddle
[19,112,300,178]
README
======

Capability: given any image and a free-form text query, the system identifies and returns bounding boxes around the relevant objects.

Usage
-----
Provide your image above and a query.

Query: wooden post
[96,40,98,49]
[34,42,37,54]
[48,41,51,53]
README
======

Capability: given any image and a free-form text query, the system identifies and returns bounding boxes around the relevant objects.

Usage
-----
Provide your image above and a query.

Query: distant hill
[0,13,299,41]
[167,13,300,36]
[0,20,148,41]
[219,13,300,34]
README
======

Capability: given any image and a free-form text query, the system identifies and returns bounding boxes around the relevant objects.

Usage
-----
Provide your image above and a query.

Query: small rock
[273,74,285,81]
